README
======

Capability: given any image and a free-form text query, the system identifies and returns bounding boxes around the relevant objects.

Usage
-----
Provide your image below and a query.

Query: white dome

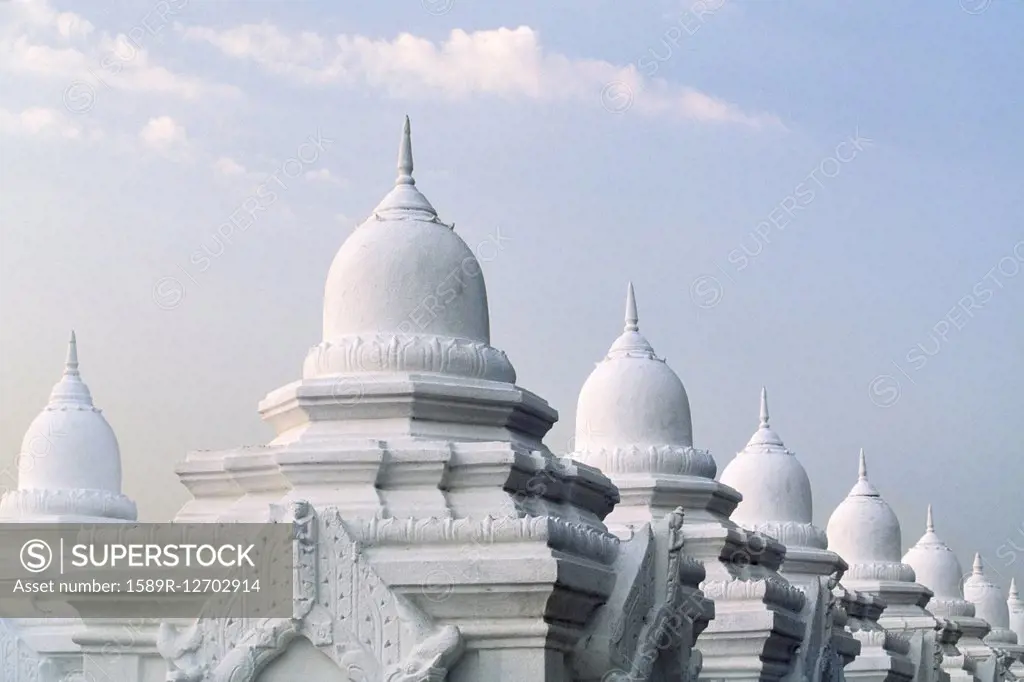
[574,283,693,452]
[322,117,489,345]
[826,450,903,565]
[963,554,1015,640]
[719,388,824,549]
[902,506,964,600]
[15,333,122,494]
[1009,579,1024,643]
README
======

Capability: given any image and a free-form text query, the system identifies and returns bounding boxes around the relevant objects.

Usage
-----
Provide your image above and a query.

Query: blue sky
[1,0,1021,591]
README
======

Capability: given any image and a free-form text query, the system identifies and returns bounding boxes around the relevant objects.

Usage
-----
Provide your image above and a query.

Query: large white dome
[322,117,489,345]
[902,506,964,600]
[305,117,514,384]
[574,283,693,452]
[719,388,824,549]
[826,450,903,565]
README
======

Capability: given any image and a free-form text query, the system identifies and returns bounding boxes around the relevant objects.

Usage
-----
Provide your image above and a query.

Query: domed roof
[825,450,904,565]
[322,116,490,345]
[902,505,965,600]
[574,283,693,452]
[14,333,123,494]
[963,554,1016,643]
[719,388,824,549]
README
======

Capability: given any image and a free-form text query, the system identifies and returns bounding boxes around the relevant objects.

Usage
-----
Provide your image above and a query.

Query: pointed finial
[624,282,639,332]
[926,504,934,533]
[396,115,414,186]
[973,553,984,576]
[1010,578,1019,600]
[65,330,79,376]
[759,386,770,428]
[858,448,868,480]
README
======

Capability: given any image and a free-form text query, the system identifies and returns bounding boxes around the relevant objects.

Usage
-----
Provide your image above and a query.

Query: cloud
[304,168,345,186]
[139,116,188,154]
[0,0,237,102]
[213,156,247,176]
[0,106,89,139]
[181,22,781,128]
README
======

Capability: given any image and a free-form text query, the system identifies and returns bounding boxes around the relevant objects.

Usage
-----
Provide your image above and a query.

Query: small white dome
[322,117,490,345]
[15,333,122,494]
[1009,579,1024,643]
[963,554,1015,640]
[902,505,964,600]
[574,283,693,452]
[826,450,903,564]
[720,388,813,525]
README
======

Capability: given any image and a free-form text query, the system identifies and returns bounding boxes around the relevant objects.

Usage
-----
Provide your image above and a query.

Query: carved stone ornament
[601,508,708,682]
[0,620,41,682]
[302,334,516,383]
[157,501,464,682]
[701,574,807,614]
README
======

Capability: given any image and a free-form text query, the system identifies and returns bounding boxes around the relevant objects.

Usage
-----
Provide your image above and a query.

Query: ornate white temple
[2,118,1021,682]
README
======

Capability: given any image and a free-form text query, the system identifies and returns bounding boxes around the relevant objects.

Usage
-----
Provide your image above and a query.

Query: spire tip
[65,330,79,376]
[624,282,639,332]
[759,386,769,428]
[397,115,414,186]
[926,504,934,533]
[858,448,867,480]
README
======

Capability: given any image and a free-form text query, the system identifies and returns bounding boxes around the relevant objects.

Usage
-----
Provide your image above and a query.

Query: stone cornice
[303,334,516,383]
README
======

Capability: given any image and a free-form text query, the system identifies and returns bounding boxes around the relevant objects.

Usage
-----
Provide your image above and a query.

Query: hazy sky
[1,0,1021,592]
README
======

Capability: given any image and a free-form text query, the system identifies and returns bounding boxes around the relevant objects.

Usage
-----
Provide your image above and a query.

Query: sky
[0,0,1022,594]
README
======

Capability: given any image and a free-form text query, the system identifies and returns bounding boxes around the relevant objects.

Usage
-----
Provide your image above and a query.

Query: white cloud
[304,168,345,186]
[139,116,188,154]
[213,156,247,176]
[0,0,237,101]
[181,22,781,128]
[0,106,87,139]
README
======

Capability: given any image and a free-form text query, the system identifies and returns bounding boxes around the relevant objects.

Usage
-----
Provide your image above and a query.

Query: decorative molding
[702,574,806,613]
[748,520,829,551]
[576,444,717,480]
[158,502,464,682]
[845,560,917,582]
[344,514,620,566]
[0,488,137,521]
[303,334,516,383]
